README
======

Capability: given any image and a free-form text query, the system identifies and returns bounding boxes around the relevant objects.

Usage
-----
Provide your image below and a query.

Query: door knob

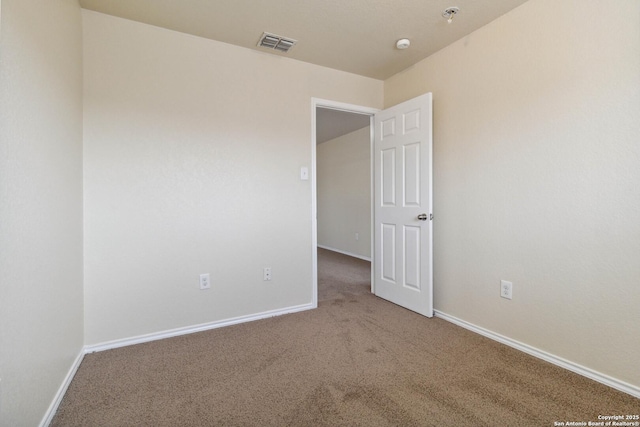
[417,213,428,221]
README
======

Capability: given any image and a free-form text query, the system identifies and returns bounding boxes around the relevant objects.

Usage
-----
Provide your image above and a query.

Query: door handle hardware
[417,213,428,221]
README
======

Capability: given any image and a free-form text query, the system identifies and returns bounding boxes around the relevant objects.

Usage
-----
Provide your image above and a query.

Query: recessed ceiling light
[396,39,411,50]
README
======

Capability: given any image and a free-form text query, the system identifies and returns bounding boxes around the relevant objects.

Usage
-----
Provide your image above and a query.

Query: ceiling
[316,108,370,144]
[79,0,529,80]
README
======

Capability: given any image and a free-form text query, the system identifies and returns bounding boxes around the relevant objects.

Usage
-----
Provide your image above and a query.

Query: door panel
[381,223,396,282]
[404,225,421,290]
[403,142,420,206]
[374,93,433,317]
[381,149,396,206]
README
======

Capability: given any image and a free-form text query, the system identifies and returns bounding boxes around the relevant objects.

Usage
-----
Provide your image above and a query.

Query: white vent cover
[257,32,297,53]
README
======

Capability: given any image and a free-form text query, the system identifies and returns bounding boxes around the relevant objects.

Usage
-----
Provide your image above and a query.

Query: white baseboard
[84,303,315,354]
[39,349,85,427]
[317,245,371,262]
[434,310,640,399]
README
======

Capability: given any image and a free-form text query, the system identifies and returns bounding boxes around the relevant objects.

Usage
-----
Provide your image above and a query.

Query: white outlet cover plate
[500,280,512,299]
[200,273,211,290]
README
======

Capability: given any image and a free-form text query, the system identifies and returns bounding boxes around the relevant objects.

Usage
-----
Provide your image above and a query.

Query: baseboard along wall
[84,303,314,354]
[317,245,371,262]
[434,310,640,400]
[39,351,85,427]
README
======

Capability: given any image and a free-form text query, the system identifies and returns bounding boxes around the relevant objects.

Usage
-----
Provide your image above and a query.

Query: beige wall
[385,0,640,387]
[317,127,371,259]
[2,1,638,422]
[0,0,84,425]
[82,10,383,345]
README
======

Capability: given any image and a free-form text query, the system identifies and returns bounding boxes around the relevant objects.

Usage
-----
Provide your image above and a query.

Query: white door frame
[311,98,380,308]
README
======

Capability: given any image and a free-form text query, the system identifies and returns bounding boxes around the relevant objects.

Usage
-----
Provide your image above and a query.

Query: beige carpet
[52,248,639,426]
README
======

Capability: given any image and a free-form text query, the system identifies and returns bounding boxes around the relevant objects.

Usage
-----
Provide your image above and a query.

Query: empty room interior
[1,0,639,425]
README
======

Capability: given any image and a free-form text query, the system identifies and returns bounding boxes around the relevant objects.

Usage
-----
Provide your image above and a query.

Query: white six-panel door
[374,93,433,317]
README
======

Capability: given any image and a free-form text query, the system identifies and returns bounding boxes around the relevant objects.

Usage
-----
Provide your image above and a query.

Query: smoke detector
[258,32,297,53]
[396,39,411,50]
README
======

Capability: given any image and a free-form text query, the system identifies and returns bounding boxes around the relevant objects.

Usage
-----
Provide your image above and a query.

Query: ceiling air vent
[257,32,297,53]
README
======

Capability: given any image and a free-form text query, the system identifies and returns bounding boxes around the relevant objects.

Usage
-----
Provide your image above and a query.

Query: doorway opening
[312,94,433,316]
[311,99,379,307]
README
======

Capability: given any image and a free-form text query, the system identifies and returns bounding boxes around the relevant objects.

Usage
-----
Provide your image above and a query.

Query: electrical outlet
[263,267,272,281]
[199,273,210,290]
[500,280,513,300]
[355,232,359,241]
